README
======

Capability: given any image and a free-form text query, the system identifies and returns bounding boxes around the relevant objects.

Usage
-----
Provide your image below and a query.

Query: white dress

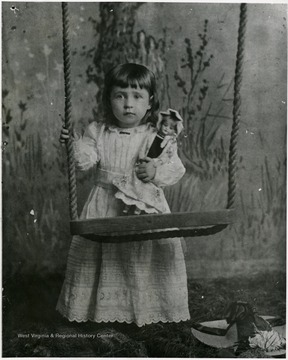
[56,121,190,326]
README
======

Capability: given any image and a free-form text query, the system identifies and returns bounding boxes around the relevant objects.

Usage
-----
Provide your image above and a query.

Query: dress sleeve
[73,122,101,171]
[151,141,186,187]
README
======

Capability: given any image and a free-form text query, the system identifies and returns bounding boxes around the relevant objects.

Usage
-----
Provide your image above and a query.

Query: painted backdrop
[2,2,286,279]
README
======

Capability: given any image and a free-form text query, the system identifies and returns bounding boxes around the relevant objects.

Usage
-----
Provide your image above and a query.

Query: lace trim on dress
[56,304,190,327]
[115,191,160,214]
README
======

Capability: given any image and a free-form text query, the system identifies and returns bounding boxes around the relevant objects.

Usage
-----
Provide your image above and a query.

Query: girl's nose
[124,96,133,108]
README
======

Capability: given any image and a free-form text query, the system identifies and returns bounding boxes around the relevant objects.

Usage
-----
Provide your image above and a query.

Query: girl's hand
[135,157,156,182]
[59,126,79,143]
[60,126,70,143]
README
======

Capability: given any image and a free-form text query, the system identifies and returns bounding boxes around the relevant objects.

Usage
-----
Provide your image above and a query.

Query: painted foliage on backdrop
[2,2,286,277]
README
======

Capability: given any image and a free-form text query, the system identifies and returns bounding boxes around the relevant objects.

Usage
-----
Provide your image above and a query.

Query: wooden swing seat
[70,209,236,242]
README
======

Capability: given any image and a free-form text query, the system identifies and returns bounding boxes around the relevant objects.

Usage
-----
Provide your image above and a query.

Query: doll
[113,108,184,215]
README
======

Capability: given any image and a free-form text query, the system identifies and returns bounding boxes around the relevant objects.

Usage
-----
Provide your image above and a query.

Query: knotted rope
[227,3,247,209]
[62,2,78,220]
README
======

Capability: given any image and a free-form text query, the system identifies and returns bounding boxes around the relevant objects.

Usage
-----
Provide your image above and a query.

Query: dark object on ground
[191,301,286,357]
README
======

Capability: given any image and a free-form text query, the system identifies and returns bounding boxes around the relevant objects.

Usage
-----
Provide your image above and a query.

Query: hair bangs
[113,71,152,93]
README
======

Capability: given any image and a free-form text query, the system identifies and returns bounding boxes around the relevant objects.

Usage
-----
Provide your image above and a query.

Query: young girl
[57,63,190,327]
[114,108,184,215]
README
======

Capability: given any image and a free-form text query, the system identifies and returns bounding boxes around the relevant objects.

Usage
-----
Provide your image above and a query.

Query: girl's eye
[134,94,142,99]
[115,94,124,99]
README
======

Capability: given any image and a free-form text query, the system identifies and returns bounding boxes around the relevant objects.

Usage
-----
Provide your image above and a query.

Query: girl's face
[160,117,177,136]
[110,85,152,128]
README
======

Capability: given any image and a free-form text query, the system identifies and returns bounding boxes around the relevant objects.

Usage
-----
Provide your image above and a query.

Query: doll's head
[157,109,184,137]
[103,63,159,126]
[159,116,178,136]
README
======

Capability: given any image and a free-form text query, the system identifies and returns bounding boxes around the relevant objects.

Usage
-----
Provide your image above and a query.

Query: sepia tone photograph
[2,1,286,357]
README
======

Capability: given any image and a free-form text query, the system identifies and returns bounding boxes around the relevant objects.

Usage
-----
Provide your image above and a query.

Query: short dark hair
[102,63,159,125]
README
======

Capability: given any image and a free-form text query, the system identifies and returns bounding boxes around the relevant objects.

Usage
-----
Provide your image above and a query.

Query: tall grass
[165,148,285,273]
[174,20,232,178]
[165,172,227,213]
[2,90,103,277]
[2,91,70,277]
[234,156,286,261]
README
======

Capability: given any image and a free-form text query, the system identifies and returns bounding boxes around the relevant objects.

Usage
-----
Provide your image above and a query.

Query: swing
[61,3,247,243]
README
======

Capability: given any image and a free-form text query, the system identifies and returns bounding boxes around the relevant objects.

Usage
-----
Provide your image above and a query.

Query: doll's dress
[113,132,177,214]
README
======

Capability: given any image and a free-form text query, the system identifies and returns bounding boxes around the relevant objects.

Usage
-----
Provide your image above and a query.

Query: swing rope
[62,2,78,221]
[227,3,247,209]
[61,3,247,242]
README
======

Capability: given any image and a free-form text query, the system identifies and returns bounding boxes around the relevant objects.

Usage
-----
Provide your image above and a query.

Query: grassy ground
[3,270,285,357]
